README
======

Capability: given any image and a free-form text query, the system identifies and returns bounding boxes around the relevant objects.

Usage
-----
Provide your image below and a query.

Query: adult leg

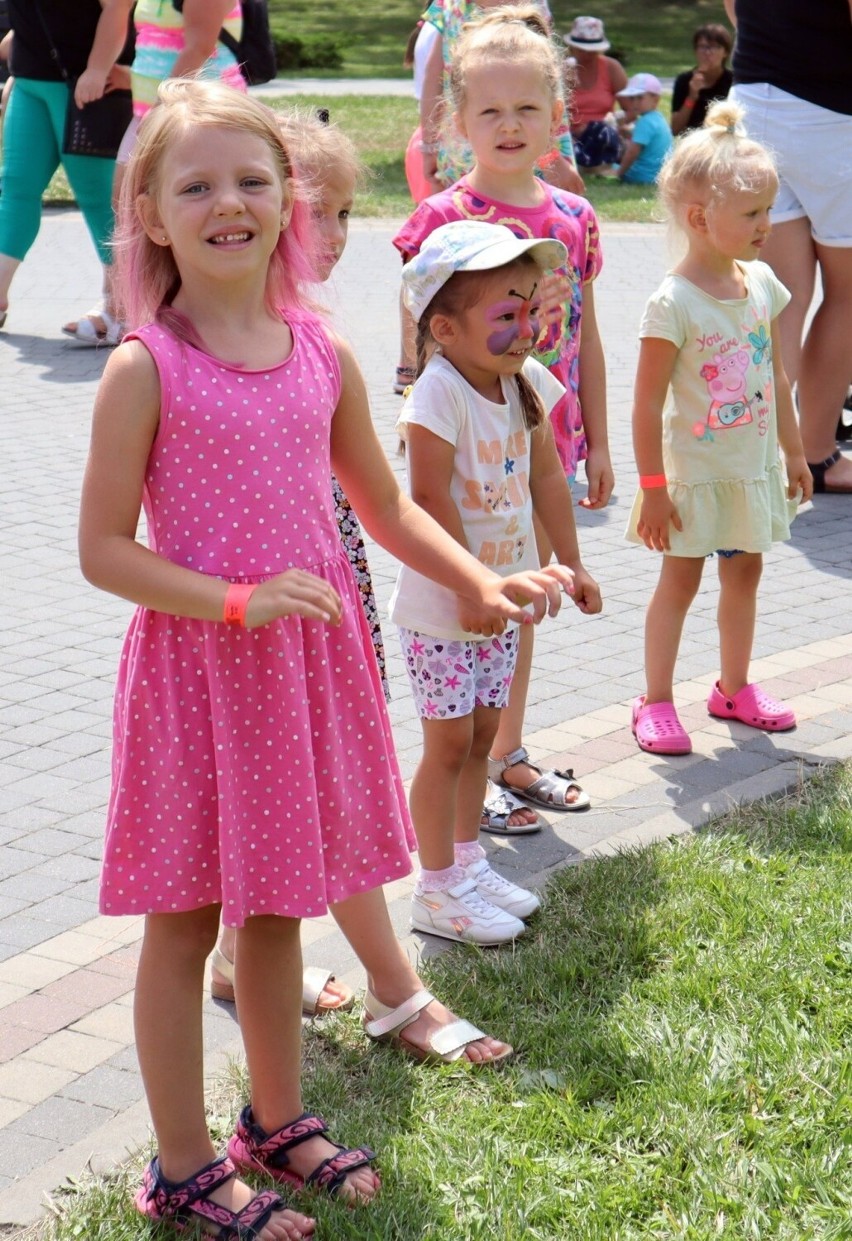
[760,217,816,388]
[797,242,852,489]
[644,556,704,703]
[0,78,63,313]
[235,915,378,1203]
[135,908,312,1238]
[716,552,762,696]
[330,887,511,1063]
[61,149,120,341]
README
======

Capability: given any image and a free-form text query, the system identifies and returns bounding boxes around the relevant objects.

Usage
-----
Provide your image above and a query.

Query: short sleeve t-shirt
[622,110,672,184]
[389,354,564,640]
[394,178,602,477]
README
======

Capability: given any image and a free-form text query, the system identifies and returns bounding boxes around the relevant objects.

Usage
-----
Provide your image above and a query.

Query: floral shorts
[398,627,519,719]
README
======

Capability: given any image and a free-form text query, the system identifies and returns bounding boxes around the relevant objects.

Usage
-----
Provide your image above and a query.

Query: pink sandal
[631,696,692,755]
[707,681,796,731]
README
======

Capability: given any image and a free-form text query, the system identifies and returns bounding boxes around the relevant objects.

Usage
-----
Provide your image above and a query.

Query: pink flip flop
[707,681,796,731]
[631,696,692,755]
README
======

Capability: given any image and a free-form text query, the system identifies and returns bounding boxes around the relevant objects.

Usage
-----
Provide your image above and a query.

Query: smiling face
[704,177,777,261]
[140,124,290,286]
[311,162,355,281]
[432,260,544,400]
[457,59,562,177]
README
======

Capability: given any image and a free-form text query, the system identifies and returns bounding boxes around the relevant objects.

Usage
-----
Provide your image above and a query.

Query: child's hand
[637,489,682,552]
[246,570,343,629]
[537,272,573,336]
[564,563,602,615]
[786,456,814,503]
[578,448,615,509]
[457,568,568,634]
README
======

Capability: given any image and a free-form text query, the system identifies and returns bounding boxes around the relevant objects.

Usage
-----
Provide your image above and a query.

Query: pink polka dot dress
[100,316,415,926]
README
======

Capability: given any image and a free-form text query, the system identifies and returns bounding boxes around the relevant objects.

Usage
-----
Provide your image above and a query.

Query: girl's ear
[429,311,457,347]
[279,177,295,230]
[550,96,564,133]
[685,201,707,234]
[138,194,170,247]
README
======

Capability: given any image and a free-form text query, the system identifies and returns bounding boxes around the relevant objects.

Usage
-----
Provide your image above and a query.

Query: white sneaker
[411,877,526,946]
[462,857,541,920]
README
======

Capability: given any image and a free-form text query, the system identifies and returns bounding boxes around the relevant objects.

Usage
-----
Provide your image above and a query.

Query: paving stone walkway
[1,207,850,1229]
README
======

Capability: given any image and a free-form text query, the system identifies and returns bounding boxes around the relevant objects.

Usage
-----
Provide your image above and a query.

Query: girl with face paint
[390,220,602,948]
[394,5,612,822]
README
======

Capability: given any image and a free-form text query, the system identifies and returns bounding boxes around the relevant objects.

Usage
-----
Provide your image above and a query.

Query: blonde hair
[415,255,547,433]
[658,99,778,223]
[114,79,319,334]
[277,107,367,206]
[448,5,565,115]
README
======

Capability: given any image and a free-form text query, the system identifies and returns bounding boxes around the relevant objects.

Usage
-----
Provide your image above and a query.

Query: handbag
[32,0,133,159]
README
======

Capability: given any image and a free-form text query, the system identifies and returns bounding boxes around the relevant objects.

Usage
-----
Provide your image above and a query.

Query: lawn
[24,763,852,1240]
[42,94,664,225]
[269,0,731,79]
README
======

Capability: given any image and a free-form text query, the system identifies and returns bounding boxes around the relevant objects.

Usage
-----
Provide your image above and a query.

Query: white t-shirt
[389,353,564,640]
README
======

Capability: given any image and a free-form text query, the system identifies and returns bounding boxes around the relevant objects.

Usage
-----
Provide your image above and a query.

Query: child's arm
[771,321,813,501]
[171,0,238,78]
[529,422,602,615]
[632,336,683,551]
[79,344,343,628]
[577,281,614,509]
[615,139,641,181]
[406,424,471,552]
[329,340,567,632]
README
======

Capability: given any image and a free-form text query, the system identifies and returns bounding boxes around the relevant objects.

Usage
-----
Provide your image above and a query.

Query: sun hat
[617,72,663,98]
[563,16,610,53]
[401,221,568,323]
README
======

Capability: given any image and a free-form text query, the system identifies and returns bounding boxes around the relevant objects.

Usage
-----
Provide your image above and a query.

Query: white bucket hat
[564,15,610,53]
[401,221,567,323]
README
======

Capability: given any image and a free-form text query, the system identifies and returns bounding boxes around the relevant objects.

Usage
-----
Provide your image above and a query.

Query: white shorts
[731,83,852,246]
[398,627,519,720]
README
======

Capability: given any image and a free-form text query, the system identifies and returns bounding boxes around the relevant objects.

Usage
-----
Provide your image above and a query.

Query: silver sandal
[480,782,541,835]
[488,746,590,812]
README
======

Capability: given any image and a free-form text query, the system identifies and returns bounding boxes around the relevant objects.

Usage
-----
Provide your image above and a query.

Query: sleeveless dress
[99,316,414,927]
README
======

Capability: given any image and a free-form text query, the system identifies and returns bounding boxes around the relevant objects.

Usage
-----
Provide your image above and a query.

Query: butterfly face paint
[484,284,541,356]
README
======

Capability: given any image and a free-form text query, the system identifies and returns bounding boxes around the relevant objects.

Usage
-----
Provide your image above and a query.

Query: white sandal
[363,987,513,1065]
[62,304,124,347]
[209,946,355,1017]
[488,746,591,811]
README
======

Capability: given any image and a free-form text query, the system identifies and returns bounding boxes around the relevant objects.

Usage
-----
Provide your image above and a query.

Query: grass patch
[30,764,852,1240]
[41,95,664,224]
[268,0,731,79]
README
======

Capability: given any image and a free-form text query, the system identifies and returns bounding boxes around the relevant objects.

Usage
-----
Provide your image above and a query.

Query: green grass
[268,0,731,79]
[41,94,665,224]
[27,764,852,1240]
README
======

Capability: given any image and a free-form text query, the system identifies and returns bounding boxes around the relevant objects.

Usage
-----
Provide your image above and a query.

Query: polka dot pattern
[100,318,415,924]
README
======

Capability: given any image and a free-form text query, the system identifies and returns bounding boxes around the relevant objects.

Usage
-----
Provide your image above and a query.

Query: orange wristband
[683,97,696,109]
[639,474,667,489]
[223,583,257,626]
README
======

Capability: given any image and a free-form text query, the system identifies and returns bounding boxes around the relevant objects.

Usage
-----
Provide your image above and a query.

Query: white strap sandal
[488,746,591,811]
[62,304,124,347]
[209,947,354,1016]
[363,987,512,1065]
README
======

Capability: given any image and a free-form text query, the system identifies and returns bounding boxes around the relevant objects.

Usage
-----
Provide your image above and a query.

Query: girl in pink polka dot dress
[79,80,567,1237]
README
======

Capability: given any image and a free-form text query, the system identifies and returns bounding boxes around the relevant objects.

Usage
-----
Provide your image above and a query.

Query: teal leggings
[0,77,115,265]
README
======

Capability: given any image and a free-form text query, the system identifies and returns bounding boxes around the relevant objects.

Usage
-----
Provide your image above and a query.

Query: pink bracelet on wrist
[223,583,257,626]
[639,474,668,489]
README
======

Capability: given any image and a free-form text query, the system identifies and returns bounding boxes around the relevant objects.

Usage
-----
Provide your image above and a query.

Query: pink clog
[631,696,693,755]
[707,681,796,731]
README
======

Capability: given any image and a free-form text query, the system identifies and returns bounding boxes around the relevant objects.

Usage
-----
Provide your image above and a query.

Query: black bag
[32,0,132,159]
[172,0,276,87]
[63,84,133,158]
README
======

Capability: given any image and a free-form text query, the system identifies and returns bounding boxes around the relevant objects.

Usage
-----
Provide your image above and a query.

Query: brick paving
[1,204,850,1228]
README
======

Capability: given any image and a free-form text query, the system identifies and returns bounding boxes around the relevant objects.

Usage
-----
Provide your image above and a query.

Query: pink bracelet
[639,474,668,489]
[223,583,257,626]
